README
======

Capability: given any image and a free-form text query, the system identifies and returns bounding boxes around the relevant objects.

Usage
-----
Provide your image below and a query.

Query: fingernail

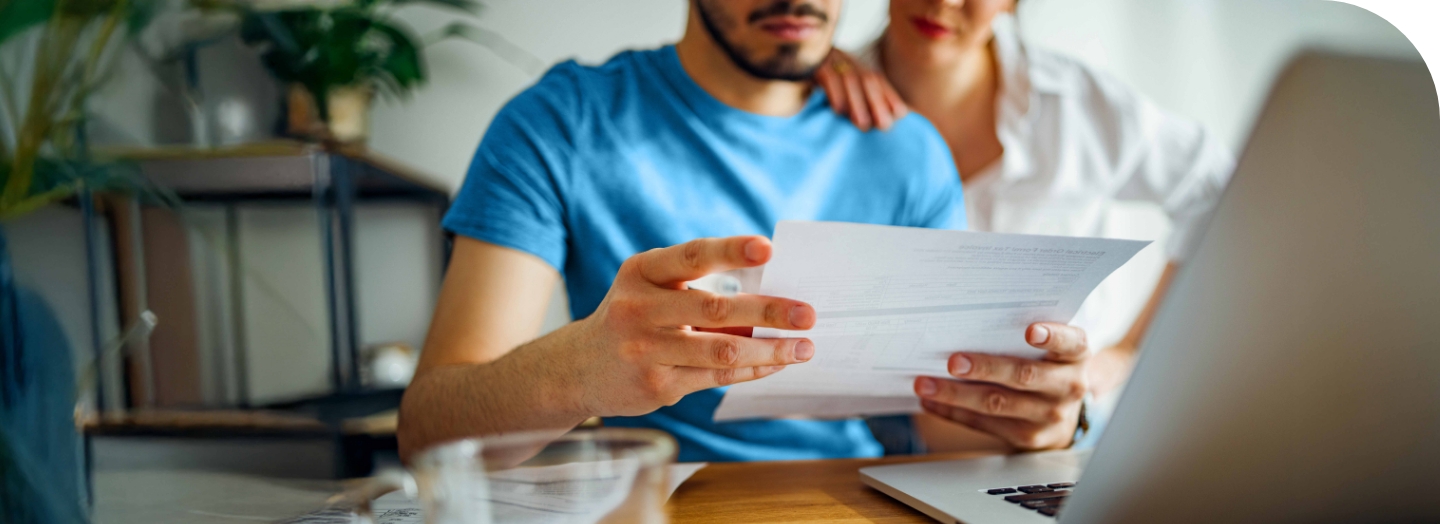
[743,240,765,263]
[1029,325,1051,345]
[789,305,814,328]
[794,340,814,362]
[951,355,972,376]
[917,377,937,397]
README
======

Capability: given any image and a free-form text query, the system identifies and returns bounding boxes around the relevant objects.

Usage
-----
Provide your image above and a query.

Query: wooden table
[93,451,998,523]
[669,452,995,523]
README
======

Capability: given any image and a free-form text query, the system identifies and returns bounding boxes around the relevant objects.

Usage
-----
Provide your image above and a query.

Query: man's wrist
[527,318,597,424]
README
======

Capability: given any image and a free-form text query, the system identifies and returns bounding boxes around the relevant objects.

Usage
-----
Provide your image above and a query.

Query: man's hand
[815,49,908,131]
[915,323,1090,451]
[568,236,817,417]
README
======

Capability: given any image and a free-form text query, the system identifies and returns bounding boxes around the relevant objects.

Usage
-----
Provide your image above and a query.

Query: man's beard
[694,0,830,82]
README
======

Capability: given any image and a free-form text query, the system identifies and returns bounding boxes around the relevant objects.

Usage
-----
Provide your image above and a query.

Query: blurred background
[0,0,1421,515]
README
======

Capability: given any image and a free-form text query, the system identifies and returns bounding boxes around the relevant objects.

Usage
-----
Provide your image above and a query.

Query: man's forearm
[397,321,591,460]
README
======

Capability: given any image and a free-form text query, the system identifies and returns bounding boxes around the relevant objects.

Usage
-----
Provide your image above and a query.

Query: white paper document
[714,221,1149,421]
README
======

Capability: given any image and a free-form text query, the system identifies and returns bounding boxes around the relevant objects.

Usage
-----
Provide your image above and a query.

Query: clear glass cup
[350,428,677,524]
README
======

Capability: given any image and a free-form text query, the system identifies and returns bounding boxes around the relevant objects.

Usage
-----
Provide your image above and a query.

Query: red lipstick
[911,17,952,39]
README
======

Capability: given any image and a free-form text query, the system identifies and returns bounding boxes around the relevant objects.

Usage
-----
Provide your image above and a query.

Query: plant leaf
[125,0,163,36]
[389,0,479,14]
[426,22,544,76]
[0,0,54,46]
[0,185,77,221]
[369,19,423,91]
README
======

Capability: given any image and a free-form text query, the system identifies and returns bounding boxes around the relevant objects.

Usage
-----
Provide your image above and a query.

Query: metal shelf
[93,141,449,410]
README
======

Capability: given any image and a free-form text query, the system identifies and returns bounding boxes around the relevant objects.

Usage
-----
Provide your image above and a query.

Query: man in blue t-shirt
[398,1,964,462]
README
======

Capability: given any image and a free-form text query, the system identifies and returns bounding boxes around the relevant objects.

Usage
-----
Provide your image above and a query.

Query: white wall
[1016,0,1416,150]
[234,203,441,404]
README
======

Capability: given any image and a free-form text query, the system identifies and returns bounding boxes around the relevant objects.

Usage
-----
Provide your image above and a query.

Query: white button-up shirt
[861,13,1234,348]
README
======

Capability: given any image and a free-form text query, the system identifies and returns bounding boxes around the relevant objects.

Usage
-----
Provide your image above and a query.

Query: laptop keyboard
[984,482,1076,518]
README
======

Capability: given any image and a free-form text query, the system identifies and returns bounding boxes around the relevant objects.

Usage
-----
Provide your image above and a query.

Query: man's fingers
[947,353,1086,398]
[1027,323,1089,362]
[674,363,788,392]
[921,400,1074,451]
[920,399,1030,443]
[914,377,1060,424]
[660,331,814,369]
[655,289,815,330]
[861,73,895,130]
[629,236,770,286]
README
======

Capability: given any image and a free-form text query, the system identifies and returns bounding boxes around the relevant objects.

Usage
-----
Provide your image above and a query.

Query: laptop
[861,51,1440,524]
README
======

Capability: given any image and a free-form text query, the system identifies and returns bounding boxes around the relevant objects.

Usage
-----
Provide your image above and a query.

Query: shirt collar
[991,13,1035,117]
[989,11,1038,181]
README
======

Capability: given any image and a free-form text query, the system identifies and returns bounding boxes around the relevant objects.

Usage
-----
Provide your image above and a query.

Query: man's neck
[674,17,815,117]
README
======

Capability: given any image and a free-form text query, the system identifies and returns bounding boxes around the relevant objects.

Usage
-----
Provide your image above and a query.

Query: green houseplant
[0,0,174,220]
[204,0,494,143]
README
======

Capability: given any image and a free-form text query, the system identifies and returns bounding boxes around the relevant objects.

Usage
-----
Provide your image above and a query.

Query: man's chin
[740,49,828,81]
[744,61,824,81]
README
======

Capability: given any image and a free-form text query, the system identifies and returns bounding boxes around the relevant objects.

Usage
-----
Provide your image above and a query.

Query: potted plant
[202,0,495,145]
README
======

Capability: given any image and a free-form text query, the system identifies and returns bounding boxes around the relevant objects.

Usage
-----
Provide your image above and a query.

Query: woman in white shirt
[818,0,1233,452]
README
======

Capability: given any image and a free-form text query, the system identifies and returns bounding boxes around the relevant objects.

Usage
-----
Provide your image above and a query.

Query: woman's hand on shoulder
[816,48,909,132]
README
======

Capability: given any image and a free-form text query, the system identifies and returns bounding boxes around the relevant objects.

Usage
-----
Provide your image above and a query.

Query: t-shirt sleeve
[905,119,969,231]
[442,66,583,271]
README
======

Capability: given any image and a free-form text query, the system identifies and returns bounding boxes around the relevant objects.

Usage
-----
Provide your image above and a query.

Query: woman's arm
[1088,261,1180,397]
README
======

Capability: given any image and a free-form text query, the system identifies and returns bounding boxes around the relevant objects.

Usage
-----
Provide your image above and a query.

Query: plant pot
[164,34,285,148]
[286,84,373,145]
[326,85,373,144]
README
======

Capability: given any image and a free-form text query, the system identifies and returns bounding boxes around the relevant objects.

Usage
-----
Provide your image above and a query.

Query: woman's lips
[911,17,952,39]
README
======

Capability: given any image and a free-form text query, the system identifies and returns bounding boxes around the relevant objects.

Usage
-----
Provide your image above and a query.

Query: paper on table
[283,463,708,524]
[664,462,708,498]
[714,221,1149,421]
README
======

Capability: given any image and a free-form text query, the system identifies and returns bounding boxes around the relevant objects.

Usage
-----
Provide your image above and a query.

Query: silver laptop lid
[1062,51,1440,523]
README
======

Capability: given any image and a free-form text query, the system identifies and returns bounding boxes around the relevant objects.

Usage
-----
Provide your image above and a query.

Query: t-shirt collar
[990,11,1040,181]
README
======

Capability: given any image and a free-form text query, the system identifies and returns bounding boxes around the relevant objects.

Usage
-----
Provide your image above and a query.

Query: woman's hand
[815,49,909,131]
[914,323,1090,451]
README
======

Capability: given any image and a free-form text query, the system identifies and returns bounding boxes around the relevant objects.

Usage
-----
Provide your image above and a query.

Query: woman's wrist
[1087,344,1138,398]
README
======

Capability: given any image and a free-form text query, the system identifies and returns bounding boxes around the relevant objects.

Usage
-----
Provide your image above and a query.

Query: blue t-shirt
[444,45,966,462]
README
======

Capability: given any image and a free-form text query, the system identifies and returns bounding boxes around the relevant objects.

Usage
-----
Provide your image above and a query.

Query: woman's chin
[893,37,972,63]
